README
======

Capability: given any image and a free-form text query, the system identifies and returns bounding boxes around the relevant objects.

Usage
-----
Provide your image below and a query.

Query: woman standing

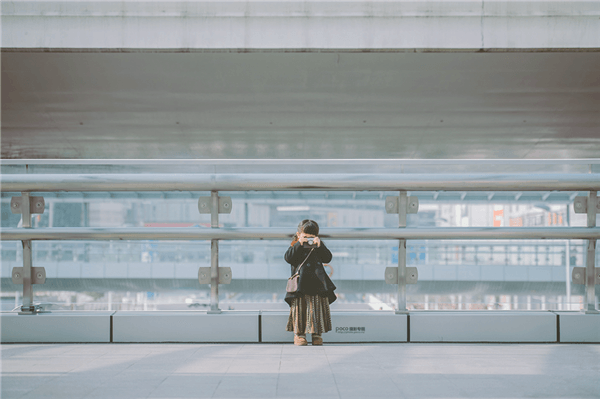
[284,220,337,346]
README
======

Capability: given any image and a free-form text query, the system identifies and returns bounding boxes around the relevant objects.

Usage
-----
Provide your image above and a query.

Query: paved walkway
[1,343,599,399]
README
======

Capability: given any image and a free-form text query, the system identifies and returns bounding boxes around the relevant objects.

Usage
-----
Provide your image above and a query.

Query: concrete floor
[2,343,599,399]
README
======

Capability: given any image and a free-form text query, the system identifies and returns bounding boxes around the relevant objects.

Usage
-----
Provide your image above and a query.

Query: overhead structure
[4,0,599,50]
[2,2,600,159]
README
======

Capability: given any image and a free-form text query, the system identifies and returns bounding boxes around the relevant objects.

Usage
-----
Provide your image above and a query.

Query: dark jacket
[284,241,337,306]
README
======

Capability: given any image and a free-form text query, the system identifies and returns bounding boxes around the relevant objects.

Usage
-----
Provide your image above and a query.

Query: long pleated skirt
[286,294,332,335]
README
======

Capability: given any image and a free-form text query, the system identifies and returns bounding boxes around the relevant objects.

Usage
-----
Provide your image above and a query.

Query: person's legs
[294,334,308,346]
[311,333,323,345]
[288,296,309,345]
[307,295,330,345]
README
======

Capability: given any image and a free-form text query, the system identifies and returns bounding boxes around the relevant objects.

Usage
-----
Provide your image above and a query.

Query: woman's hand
[297,233,308,244]
[298,233,320,247]
[290,233,299,246]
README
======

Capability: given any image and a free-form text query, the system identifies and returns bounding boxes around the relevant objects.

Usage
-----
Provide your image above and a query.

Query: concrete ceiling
[2,51,600,159]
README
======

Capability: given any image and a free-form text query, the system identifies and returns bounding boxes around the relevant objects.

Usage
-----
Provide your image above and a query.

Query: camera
[302,237,317,248]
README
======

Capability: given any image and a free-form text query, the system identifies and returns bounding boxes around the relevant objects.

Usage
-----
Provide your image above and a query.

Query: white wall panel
[481,266,503,281]
[55,262,80,278]
[529,268,552,282]
[504,267,527,282]
[557,312,600,343]
[112,311,259,342]
[457,265,480,281]
[261,311,407,343]
[4,311,597,343]
[0,311,112,343]
[174,264,197,279]
[410,311,557,342]
[102,262,128,279]
[151,262,176,279]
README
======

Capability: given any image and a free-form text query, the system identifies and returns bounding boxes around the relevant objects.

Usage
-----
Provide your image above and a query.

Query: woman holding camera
[284,220,337,346]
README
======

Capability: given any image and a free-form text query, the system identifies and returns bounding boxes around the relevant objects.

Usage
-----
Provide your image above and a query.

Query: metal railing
[1,239,592,267]
[2,172,600,192]
[1,171,598,314]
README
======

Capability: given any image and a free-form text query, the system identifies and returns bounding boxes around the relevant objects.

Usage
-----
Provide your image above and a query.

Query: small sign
[335,327,366,334]
[493,209,504,227]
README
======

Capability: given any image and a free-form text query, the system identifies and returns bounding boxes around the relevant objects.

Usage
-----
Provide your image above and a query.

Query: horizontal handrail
[2,227,600,241]
[3,159,600,166]
[2,173,600,192]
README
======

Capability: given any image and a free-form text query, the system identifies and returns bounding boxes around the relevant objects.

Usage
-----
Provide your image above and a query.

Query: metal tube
[397,240,407,314]
[3,159,600,166]
[209,191,220,314]
[584,240,597,313]
[20,193,34,313]
[211,191,219,229]
[2,173,600,192]
[398,191,407,227]
[21,192,31,228]
[584,191,598,313]
[3,227,600,241]
[565,240,571,310]
[587,191,597,228]
[21,240,33,311]
[397,191,408,314]
[210,240,219,313]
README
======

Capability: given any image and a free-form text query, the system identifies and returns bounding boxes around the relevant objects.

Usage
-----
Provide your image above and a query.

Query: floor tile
[148,375,221,398]
[2,343,599,399]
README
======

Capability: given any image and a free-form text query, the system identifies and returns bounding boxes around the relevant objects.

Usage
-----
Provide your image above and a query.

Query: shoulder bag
[286,249,314,293]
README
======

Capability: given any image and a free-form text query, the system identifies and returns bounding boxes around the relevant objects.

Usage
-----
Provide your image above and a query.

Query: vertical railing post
[197,193,232,311]
[565,240,571,310]
[384,191,418,313]
[584,191,598,314]
[20,193,34,313]
[209,191,221,314]
[397,191,408,314]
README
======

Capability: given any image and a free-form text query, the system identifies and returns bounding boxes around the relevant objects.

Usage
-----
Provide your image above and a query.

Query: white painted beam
[3,1,599,49]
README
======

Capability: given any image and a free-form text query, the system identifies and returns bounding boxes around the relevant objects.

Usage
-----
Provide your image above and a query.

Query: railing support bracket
[385,195,419,215]
[571,266,600,285]
[198,267,232,285]
[385,266,418,285]
[574,196,600,214]
[11,195,45,216]
[12,266,46,285]
[198,195,232,214]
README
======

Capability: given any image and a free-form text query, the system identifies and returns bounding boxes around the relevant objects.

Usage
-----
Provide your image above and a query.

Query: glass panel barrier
[0,239,593,311]
[1,177,598,312]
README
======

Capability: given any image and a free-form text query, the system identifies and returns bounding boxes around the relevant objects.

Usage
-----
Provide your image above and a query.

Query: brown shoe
[312,335,323,346]
[294,335,308,346]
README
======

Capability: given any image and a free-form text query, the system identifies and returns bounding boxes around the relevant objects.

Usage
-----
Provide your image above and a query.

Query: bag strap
[294,248,314,275]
